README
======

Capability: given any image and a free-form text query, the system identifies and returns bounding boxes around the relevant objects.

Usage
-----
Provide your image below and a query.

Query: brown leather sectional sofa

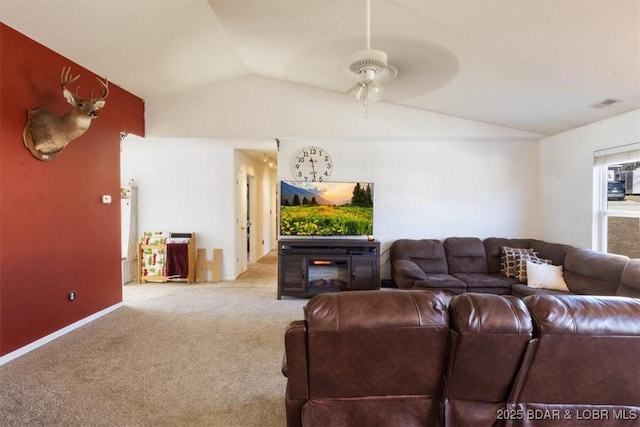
[282,290,640,427]
[390,237,640,298]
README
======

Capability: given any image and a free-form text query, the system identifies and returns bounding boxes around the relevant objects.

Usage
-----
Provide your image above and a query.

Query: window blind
[594,142,640,166]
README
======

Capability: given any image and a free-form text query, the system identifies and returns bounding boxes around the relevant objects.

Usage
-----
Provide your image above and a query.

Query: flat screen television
[279,181,374,237]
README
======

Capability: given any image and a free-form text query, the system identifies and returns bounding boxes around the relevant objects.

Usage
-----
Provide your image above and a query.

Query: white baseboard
[0,302,124,366]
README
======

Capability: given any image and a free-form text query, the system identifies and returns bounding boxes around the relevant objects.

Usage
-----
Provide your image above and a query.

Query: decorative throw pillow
[515,256,551,282]
[141,231,169,244]
[501,247,538,278]
[526,261,570,291]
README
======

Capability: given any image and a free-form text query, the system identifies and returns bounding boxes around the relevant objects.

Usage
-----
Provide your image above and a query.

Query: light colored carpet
[0,252,307,426]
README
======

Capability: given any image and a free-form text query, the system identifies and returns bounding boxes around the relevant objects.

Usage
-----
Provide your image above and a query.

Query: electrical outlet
[68,291,76,302]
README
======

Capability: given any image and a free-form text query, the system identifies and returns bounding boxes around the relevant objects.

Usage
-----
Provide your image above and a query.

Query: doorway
[236,172,248,275]
[234,148,279,278]
[246,174,254,263]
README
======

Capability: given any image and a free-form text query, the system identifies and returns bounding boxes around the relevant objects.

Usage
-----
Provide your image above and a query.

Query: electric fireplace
[277,238,380,299]
[307,257,350,293]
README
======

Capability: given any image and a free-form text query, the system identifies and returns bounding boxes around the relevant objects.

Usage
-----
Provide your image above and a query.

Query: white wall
[143,75,546,280]
[539,109,640,248]
[278,138,540,277]
[121,136,277,280]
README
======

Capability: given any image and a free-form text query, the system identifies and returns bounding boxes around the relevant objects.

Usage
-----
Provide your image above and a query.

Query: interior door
[236,172,248,275]
[246,175,254,263]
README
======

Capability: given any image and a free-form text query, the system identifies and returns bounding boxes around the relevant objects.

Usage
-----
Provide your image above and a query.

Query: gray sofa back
[563,248,629,295]
[390,239,449,274]
[529,239,573,266]
[483,238,573,274]
[444,237,488,274]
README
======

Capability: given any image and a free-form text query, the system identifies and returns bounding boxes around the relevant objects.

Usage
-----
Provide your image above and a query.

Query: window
[594,144,640,258]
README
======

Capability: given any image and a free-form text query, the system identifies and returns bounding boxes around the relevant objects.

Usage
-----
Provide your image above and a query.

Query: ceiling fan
[346,0,397,118]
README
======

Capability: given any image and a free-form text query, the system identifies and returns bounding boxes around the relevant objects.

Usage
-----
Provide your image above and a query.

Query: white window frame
[594,143,640,254]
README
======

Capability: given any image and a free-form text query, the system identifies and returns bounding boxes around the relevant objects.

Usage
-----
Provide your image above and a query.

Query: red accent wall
[0,23,145,356]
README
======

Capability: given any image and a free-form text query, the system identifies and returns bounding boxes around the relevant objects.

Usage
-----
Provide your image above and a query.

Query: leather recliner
[442,293,533,426]
[283,290,451,427]
[507,294,640,427]
[283,290,640,427]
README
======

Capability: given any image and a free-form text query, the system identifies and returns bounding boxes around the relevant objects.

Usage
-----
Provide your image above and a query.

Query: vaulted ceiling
[2,0,639,136]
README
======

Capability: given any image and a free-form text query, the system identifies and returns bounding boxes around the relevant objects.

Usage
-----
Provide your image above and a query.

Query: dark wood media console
[277,238,380,299]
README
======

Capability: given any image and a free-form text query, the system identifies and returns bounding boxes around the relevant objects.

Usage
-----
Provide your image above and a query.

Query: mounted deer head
[23,67,109,161]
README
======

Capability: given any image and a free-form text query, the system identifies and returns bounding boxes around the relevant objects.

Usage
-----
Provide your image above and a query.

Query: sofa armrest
[563,248,628,295]
[617,259,640,298]
[392,259,427,280]
[281,352,288,377]
[283,320,308,427]
[283,320,308,398]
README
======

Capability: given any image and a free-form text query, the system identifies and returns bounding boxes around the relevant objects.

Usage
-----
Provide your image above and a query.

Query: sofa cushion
[483,238,532,274]
[392,259,428,281]
[449,293,533,334]
[391,259,428,289]
[510,283,575,298]
[529,239,573,266]
[392,259,466,291]
[411,274,467,292]
[617,258,640,298]
[303,290,450,425]
[451,273,515,294]
[305,289,450,332]
[444,237,488,274]
[563,248,629,295]
[443,294,533,426]
[510,295,640,414]
[524,294,640,336]
[390,239,449,273]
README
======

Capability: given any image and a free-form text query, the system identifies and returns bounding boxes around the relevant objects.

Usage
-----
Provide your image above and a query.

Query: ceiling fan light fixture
[366,81,382,102]
[361,68,376,82]
[345,0,397,118]
[347,81,366,99]
[349,49,388,74]
[347,50,397,83]
[347,79,382,103]
[347,79,383,118]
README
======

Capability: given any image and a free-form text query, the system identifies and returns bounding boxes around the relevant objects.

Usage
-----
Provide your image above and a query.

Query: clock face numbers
[292,146,333,182]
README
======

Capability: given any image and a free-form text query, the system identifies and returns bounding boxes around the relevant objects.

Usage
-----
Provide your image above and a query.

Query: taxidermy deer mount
[23,66,109,161]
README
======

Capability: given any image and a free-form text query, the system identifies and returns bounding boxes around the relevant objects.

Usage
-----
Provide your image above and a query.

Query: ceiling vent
[591,98,621,109]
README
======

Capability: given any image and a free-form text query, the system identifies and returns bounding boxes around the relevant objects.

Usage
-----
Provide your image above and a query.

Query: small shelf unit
[137,232,196,283]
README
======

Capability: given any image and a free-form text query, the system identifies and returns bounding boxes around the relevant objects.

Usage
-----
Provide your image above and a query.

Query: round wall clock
[291,146,333,182]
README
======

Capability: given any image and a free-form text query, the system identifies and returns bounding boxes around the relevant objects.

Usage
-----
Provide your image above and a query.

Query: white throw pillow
[526,261,570,292]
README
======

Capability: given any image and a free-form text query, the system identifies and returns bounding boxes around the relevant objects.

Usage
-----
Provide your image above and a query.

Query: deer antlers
[61,66,80,90]
[61,66,109,105]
